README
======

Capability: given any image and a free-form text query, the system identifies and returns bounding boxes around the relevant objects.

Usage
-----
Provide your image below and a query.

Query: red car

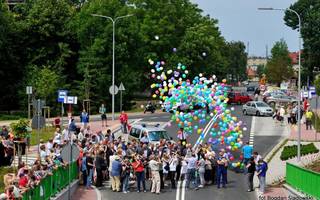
[228,92,252,104]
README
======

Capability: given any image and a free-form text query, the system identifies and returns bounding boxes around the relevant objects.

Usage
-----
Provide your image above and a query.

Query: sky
[191,0,298,57]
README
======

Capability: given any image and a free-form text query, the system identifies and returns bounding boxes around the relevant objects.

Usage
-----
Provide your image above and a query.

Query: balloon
[155,35,159,40]
[173,48,177,52]
[202,52,207,57]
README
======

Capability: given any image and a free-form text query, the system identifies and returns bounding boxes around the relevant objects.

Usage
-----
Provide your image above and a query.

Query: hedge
[280,143,319,161]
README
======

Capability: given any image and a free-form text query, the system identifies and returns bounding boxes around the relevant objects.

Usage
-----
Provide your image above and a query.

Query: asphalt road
[99,105,283,200]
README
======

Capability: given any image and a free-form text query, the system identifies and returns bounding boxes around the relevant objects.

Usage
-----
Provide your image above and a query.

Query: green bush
[280,143,319,161]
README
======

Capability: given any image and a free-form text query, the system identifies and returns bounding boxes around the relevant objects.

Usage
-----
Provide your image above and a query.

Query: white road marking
[176,181,181,200]
[181,180,186,200]
[249,116,256,147]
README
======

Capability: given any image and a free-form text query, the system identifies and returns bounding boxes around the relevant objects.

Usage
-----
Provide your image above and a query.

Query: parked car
[246,86,257,94]
[262,91,286,102]
[265,95,298,107]
[228,92,252,104]
[128,124,173,144]
[242,101,274,116]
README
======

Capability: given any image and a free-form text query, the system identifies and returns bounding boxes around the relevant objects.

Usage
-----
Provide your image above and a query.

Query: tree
[223,41,248,82]
[265,39,293,85]
[26,66,61,102]
[0,2,24,111]
[256,64,266,78]
[284,0,320,84]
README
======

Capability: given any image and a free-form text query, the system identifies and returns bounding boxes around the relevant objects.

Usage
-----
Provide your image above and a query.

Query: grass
[280,143,319,161]
[30,127,55,146]
[0,114,26,121]
[0,167,16,192]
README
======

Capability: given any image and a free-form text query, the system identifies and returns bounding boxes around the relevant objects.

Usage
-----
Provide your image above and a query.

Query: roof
[132,124,166,132]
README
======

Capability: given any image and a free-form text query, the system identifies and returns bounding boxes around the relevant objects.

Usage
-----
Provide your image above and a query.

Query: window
[148,131,170,141]
[256,102,268,107]
[246,102,251,107]
[130,128,141,138]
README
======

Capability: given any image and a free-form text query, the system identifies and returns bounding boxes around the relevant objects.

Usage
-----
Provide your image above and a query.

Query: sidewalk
[0,110,164,127]
[258,121,320,199]
[71,186,98,200]
[289,124,320,142]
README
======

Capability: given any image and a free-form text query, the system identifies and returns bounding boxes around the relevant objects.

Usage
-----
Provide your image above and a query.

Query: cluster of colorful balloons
[148,59,246,168]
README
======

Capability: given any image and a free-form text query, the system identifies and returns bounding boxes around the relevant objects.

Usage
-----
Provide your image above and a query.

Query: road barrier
[22,162,78,200]
[286,162,320,199]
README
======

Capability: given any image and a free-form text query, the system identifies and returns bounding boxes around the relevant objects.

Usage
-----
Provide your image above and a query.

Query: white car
[242,101,274,116]
[128,124,173,144]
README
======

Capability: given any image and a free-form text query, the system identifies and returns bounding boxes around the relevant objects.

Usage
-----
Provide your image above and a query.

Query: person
[86,152,94,189]
[140,132,149,144]
[246,157,255,192]
[95,151,105,187]
[111,156,122,192]
[169,153,178,189]
[80,110,89,128]
[303,98,309,112]
[253,152,262,165]
[287,105,293,124]
[306,109,313,130]
[119,111,128,133]
[0,126,8,139]
[149,155,161,194]
[132,155,146,192]
[68,119,77,139]
[54,117,61,129]
[217,151,228,189]
[62,125,69,142]
[197,154,206,188]
[256,158,268,194]
[279,106,285,125]
[185,153,198,189]
[242,141,253,173]
[99,104,107,127]
[177,127,187,146]
[121,157,131,193]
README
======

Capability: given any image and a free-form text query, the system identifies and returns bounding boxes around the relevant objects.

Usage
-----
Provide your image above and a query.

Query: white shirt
[186,157,197,169]
[109,155,116,171]
[62,129,69,141]
[149,160,160,171]
[180,160,188,174]
[169,157,178,171]
[78,132,84,141]
[280,108,285,117]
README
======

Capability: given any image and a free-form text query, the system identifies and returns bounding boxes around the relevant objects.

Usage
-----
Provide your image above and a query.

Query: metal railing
[22,162,78,200]
[286,162,320,199]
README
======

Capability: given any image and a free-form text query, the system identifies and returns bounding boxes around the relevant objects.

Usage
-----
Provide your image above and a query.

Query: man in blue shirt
[217,151,228,188]
[256,158,268,193]
[242,141,253,173]
[111,156,122,192]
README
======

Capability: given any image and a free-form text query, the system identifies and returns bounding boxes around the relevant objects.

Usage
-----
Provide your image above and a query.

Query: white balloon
[155,35,159,40]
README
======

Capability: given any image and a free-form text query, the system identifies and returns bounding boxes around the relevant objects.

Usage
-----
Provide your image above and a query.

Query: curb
[283,184,309,198]
[93,186,102,200]
[265,137,288,163]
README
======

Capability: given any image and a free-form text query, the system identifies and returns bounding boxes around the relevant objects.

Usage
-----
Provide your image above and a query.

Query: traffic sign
[26,86,32,95]
[109,85,119,95]
[31,115,45,129]
[32,100,46,113]
[64,96,78,104]
[119,82,125,91]
[61,143,80,162]
[58,90,68,103]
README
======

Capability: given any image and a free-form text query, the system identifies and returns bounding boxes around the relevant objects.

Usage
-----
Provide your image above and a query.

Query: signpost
[109,85,119,121]
[64,96,78,115]
[58,90,68,127]
[26,86,32,120]
[119,82,125,112]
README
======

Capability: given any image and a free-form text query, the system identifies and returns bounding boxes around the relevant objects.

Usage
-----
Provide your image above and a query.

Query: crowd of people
[0,108,271,199]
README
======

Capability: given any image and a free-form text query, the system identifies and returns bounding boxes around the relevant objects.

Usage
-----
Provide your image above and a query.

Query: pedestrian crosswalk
[12,154,39,167]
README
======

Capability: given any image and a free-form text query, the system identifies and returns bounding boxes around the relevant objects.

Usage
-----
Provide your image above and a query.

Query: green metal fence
[22,162,78,200]
[286,162,320,199]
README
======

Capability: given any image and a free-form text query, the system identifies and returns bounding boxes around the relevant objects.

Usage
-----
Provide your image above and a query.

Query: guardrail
[22,162,78,200]
[286,162,320,199]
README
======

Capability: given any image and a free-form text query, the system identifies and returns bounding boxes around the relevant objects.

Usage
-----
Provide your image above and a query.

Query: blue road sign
[58,90,68,103]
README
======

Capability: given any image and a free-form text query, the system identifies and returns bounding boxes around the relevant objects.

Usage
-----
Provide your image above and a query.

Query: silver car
[265,95,298,106]
[242,101,274,116]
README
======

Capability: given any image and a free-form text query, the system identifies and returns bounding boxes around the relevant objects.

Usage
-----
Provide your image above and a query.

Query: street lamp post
[91,14,133,121]
[258,7,302,161]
